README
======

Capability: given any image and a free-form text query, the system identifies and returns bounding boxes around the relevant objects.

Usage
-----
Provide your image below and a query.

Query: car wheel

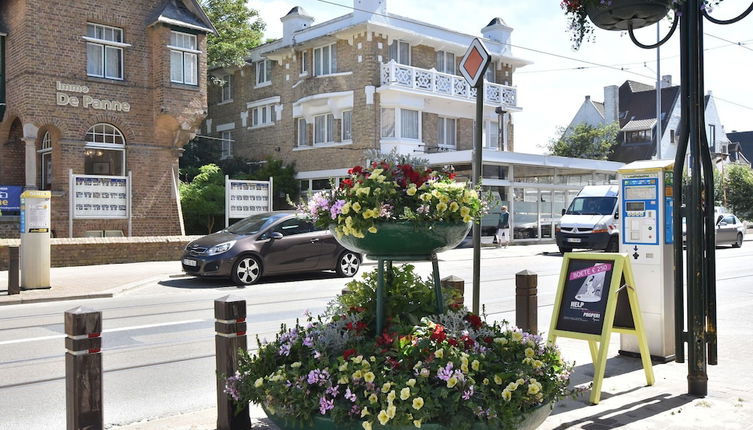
[232,255,262,285]
[733,233,743,248]
[559,246,572,254]
[606,236,619,252]
[336,252,360,277]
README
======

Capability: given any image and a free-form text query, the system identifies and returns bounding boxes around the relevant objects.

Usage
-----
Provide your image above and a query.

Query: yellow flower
[434,349,444,359]
[353,229,365,238]
[364,372,375,383]
[387,390,396,403]
[413,419,423,428]
[362,420,372,430]
[494,375,503,385]
[370,356,377,362]
[483,378,490,385]
[254,378,264,388]
[412,397,425,410]
[460,362,469,373]
[352,355,364,364]
[506,382,518,391]
[407,378,416,387]
[447,376,458,388]
[291,362,302,368]
[432,189,441,199]
[374,174,385,183]
[352,370,363,380]
[471,360,480,371]
[381,382,392,393]
[378,410,390,425]
[369,393,378,404]
[420,368,430,378]
[387,404,396,418]
[460,206,471,217]
[339,363,349,371]
[533,360,544,369]
[371,168,384,176]
[400,387,411,400]
[341,202,351,214]
[362,208,372,219]
[356,187,371,196]
[361,407,370,417]
[512,332,524,342]
[406,186,417,196]
[493,337,508,346]
[528,382,541,395]
[352,202,362,213]
[437,202,448,212]
[463,215,472,223]
[516,378,525,385]
[525,347,535,358]
[338,376,349,384]
[420,193,432,202]
[345,216,354,227]
[368,225,378,234]
[449,201,459,212]
[502,389,512,402]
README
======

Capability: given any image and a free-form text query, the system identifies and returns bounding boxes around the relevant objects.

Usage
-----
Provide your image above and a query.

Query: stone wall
[0,235,202,271]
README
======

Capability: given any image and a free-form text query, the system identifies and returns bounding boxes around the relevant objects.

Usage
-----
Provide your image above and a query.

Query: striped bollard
[65,306,103,430]
[215,295,250,430]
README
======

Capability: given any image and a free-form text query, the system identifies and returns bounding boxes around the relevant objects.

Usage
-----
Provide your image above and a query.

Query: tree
[241,157,299,210]
[200,0,265,69]
[546,123,619,160]
[722,164,753,221]
[180,164,225,234]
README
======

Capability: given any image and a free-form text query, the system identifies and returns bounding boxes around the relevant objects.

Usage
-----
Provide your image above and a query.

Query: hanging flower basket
[330,221,471,259]
[585,0,672,31]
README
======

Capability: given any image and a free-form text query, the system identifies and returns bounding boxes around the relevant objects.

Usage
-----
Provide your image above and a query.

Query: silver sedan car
[683,213,746,248]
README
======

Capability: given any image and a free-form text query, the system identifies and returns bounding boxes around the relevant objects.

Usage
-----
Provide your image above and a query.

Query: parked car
[182,211,361,285]
[682,213,746,248]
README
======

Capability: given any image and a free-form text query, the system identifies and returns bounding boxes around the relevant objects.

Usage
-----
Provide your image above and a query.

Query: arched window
[84,123,125,176]
[39,131,52,189]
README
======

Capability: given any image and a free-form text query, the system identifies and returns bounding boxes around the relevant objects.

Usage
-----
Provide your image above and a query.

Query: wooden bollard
[8,246,19,295]
[65,306,103,430]
[441,275,465,306]
[215,295,250,430]
[515,270,538,334]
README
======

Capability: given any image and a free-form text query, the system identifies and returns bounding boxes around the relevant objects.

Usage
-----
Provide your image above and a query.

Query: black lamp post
[622,0,753,396]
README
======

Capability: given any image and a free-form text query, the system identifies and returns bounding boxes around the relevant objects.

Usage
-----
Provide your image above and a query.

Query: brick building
[206,0,624,243]
[0,0,214,238]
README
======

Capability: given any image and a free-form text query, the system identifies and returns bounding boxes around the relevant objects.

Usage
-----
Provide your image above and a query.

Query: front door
[41,152,52,190]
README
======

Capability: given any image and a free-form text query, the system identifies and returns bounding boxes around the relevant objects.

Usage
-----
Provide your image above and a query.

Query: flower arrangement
[300,160,487,238]
[227,265,572,430]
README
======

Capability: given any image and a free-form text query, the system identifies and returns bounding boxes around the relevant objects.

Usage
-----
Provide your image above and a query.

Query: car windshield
[566,197,617,216]
[226,213,287,235]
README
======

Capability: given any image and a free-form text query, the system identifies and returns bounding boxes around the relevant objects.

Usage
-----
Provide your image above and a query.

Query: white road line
[0,319,206,346]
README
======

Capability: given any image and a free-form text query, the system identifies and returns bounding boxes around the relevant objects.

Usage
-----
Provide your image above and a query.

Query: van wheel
[733,233,743,248]
[606,236,619,252]
[558,246,572,254]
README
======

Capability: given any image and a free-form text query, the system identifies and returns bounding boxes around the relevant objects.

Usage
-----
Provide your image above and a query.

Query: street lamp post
[627,0,753,396]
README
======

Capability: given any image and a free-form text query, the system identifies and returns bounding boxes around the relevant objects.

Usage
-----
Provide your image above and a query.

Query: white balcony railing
[380,60,517,108]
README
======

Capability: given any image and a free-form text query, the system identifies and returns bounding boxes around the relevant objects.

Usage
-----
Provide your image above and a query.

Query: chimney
[604,85,619,124]
[585,95,591,101]
[481,18,512,45]
[353,0,387,22]
[281,6,314,45]
[661,75,672,88]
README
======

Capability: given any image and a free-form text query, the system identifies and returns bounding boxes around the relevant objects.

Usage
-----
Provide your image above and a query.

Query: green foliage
[242,157,300,210]
[200,0,265,70]
[179,137,221,181]
[722,164,753,220]
[547,122,619,160]
[179,164,225,234]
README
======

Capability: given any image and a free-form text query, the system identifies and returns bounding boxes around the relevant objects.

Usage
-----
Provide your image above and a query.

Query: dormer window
[169,31,199,85]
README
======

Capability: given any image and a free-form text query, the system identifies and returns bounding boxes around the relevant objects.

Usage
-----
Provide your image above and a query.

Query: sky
[248,0,753,155]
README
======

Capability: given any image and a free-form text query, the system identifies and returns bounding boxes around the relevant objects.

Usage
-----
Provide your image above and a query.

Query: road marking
[0,319,205,346]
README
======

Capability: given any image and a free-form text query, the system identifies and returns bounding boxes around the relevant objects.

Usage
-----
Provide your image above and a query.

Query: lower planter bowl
[585,0,671,31]
[263,402,553,430]
[330,221,472,259]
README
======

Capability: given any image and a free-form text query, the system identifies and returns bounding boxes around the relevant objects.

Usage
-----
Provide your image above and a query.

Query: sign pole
[68,169,73,238]
[225,175,229,229]
[472,78,483,315]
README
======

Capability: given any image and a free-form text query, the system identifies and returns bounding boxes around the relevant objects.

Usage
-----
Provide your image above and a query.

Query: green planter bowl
[585,0,671,31]
[330,221,472,259]
[263,401,553,430]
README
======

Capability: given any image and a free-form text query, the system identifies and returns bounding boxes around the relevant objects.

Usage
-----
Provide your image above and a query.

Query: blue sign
[0,185,22,211]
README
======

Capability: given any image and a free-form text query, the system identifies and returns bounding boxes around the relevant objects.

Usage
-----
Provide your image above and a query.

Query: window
[381,108,395,138]
[485,121,499,149]
[39,132,52,190]
[169,31,199,85]
[485,62,495,83]
[86,23,125,80]
[670,129,676,144]
[256,59,272,86]
[220,131,233,159]
[342,111,353,142]
[297,118,309,147]
[220,74,233,102]
[300,51,309,75]
[313,44,337,76]
[436,51,455,74]
[389,40,410,66]
[251,105,275,128]
[84,124,125,176]
[625,130,651,143]
[314,114,335,144]
[437,117,456,148]
[401,109,419,140]
[274,218,314,236]
[708,124,716,149]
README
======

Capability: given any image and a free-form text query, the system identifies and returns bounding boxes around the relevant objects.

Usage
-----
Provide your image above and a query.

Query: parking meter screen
[556,259,615,335]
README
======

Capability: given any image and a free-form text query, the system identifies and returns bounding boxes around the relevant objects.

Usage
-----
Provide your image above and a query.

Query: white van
[555,185,620,254]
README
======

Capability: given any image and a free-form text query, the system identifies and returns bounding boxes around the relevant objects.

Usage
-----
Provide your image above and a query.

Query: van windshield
[566,197,617,216]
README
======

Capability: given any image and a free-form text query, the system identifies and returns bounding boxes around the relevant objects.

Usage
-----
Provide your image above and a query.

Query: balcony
[379,60,519,110]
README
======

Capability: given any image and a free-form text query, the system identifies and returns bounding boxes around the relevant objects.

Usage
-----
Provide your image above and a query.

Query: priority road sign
[459,38,491,88]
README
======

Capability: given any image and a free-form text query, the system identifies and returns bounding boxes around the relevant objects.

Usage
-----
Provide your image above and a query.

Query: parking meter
[20,190,52,289]
[617,160,675,361]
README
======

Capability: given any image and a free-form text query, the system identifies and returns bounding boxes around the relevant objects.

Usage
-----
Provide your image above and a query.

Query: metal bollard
[215,295,250,430]
[65,306,103,430]
[8,246,19,295]
[515,270,538,334]
[441,275,465,306]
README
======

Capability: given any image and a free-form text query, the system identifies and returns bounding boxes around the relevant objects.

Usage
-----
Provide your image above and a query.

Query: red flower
[448,303,462,311]
[465,314,483,330]
[484,336,494,344]
[447,338,459,347]
[340,178,354,189]
[386,356,401,369]
[348,306,366,313]
[461,335,475,349]
[343,348,358,360]
[430,325,447,342]
[348,165,363,175]
[377,331,395,347]
[449,172,456,179]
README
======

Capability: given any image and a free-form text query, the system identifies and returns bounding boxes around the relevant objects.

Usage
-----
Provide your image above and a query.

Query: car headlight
[206,240,236,256]
[593,223,608,232]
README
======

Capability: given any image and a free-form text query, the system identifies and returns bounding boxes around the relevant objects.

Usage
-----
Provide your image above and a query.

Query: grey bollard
[215,295,251,430]
[8,246,19,295]
[441,275,465,306]
[515,270,538,334]
[65,306,103,430]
